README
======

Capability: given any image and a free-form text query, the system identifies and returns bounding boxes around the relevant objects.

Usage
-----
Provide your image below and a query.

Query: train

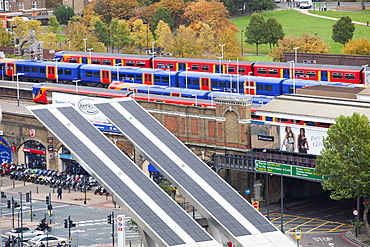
[2,60,359,98]
[54,51,368,84]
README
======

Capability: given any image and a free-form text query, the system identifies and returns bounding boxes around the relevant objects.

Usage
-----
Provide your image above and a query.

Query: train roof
[34,83,132,95]
[254,61,363,70]
[80,64,178,74]
[14,60,81,68]
[282,79,359,87]
[55,51,151,59]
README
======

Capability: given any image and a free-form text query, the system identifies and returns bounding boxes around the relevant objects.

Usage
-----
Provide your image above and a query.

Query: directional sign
[245,189,250,195]
[295,229,302,239]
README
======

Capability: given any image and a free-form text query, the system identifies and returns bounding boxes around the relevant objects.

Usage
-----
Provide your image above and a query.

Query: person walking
[39,242,45,247]
[57,186,63,199]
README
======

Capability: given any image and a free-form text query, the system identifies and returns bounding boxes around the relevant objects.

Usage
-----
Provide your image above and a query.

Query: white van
[295,0,312,9]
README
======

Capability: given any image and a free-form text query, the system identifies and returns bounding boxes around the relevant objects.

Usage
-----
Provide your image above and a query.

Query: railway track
[0,80,36,102]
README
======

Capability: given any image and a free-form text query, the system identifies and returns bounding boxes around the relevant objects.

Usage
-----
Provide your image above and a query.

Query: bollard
[69,186,71,193]
[36,186,38,194]
[24,180,26,186]
[12,180,15,188]
[53,187,55,193]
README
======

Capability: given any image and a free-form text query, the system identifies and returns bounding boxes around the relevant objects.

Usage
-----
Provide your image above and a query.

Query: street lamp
[192,94,198,106]
[293,47,299,63]
[15,73,24,107]
[82,38,88,52]
[150,41,156,68]
[185,67,190,89]
[217,57,222,74]
[115,63,121,82]
[363,64,368,85]
[53,58,60,83]
[67,38,70,51]
[73,80,81,93]
[240,30,244,56]
[220,44,225,60]
[87,48,93,64]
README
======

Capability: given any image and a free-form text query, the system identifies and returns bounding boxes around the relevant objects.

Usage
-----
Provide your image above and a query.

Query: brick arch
[219,107,242,119]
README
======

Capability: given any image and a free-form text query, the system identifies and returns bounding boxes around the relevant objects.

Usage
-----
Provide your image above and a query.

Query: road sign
[353,209,359,216]
[29,129,36,137]
[252,199,259,211]
[295,229,302,239]
[245,189,250,195]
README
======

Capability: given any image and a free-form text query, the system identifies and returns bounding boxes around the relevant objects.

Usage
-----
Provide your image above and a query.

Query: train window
[257,68,266,74]
[167,63,174,69]
[219,81,227,87]
[265,85,273,91]
[268,69,278,75]
[192,65,199,70]
[111,74,117,80]
[86,71,93,77]
[24,66,30,72]
[318,122,331,128]
[157,63,165,67]
[294,70,304,76]
[137,61,146,67]
[58,69,63,75]
[257,84,263,91]
[32,67,38,73]
[65,69,72,75]
[228,66,235,73]
[192,79,199,85]
[305,121,316,126]
[16,66,22,72]
[92,59,100,64]
[238,67,246,74]
[93,71,99,78]
[344,73,355,80]
[202,65,210,71]
[68,58,77,63]
[211,80,218,87]
[102,59,111,65]
[265,117,273,121]
[126,61,134,66]
[40,68,45,73]
[162,77,169,83]
[306,71,316,77]
[154,76,161,82]
[332,73,342,79]
[279,118,288,122]
[136,74,142,81]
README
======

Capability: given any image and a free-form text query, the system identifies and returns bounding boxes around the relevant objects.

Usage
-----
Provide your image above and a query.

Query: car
[4,227,45,241]
[274,0,281,2]
[24,235,69,246]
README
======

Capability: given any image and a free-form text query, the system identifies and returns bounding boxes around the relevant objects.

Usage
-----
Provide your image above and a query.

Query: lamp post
[67,38,70,51]
[185,67,190,89]
[15,73,24,107]
[248,72,252,95]
[293,47,299,63]
[82,38,87,52]
[87,48,93,64]
[150,41,156,68]
[217,57,222,74]
[240,30,244,56]
[53,58,59,83]
[73,80,81,93]
[363,64,368,85]
[220,44,225,60]
[192,94,198,106]
[115,63,121,82]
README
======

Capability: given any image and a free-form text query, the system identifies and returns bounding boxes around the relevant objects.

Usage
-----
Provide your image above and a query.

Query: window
[65,69,72,75]
[257,68,266,74]
[211,80,218,87]
[191,65,199,70]
[16,66,22,72]
[0,1,3,10]
[91,59,100,64]
[4,1,9,11]
[257,84,263,91]
[136,74,142,81]
[201,65,210,71]
[111,74,117,80]
[294,70,304,76]
[228,66,235,73]
[268,69,278,75]
[306,71,316,78]
[93,71,99,77]
[40,67,45,73]
[154,76,161,82]
[265,85,272,91]
[58,68,63,75]
[19,2,24,10]
[86,71,92,77]
[219,81,226,88]
[332,72,342,79]
[126,61,134,66]
[167,63,174,69]
[102,59,111,65]
[238,67,246,74]
[31,1,36,8]
[68,58,77,63]
[162,76,169,83]
[137,61,146,67]
[344,73,355,80]
[24,66,30,72]
[191,79,198,85]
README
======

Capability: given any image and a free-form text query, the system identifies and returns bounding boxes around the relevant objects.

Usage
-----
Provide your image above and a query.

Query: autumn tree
[155,20,174,55]
[342,38,370,55]
[89,0,139,23]
[151,6,174,33]
[112,20,132,50]
[245,14,267,55]
[0,20,11,46]
[130,19,154,52]
[332,16,355,46]
[54,5,75,25]
[28,19,43,39]
[48,16,60,34]
[10,17,29,41]
[194,22,217,58]
[91,17,110,46]
[316,112,370,237]
[41,32,59,49]
[265,17,284,49]
[268,33,330,61]
[171,25,200,58]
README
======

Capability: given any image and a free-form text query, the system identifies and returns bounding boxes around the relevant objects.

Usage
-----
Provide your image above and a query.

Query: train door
[283,68,290,78]
[215,65,224,74]
[143,73,153,85]
[100,70,111,84]
[321,71,328,81]
[82,57,88,64]
[200,78,210,91]
[244,80,256,95]
[5,63,15,76]
[46,66,57,80]
[178,63,186,71]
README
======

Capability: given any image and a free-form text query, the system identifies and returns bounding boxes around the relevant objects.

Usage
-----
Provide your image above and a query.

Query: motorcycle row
[1,162,110,195]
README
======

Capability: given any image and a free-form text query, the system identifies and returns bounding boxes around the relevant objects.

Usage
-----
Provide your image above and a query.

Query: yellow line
[306,221,329,233]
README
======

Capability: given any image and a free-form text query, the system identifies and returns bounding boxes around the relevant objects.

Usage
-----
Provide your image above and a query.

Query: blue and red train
[54,51,368,84]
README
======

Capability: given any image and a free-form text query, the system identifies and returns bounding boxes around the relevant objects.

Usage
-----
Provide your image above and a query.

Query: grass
[308,9,370,23]
[232,9,370,57]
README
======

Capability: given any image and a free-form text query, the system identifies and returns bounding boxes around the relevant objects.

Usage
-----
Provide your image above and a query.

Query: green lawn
[232,9,370,59]
[308,9,370,23]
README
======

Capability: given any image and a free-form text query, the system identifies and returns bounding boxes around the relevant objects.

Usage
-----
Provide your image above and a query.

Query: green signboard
[255,160,325,181]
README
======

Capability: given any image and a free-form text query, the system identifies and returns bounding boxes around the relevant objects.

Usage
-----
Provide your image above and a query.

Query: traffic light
[1,191,6,198]
[46,195,50,205]
[107,214,112,224]
[69,220,76,228]
[6,200,10,209]
[26,192,30,202]
[64,219,68,228]
[47,204,53,211]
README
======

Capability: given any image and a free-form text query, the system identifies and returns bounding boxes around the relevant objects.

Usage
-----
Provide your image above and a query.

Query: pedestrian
[337,1,340,7]
[39,242,45,247]
[57,186,62,199]
[57,243,61,247]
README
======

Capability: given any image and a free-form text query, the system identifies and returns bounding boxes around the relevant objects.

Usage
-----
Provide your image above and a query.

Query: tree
[268,33,330,61]
[54,5,75,25]
[332,16,355,46]
[89,0,139,23]
[0,20,11,46]
[113,20,132,50]
[48,16,60,34]
[91,17,110,46]
[170,25,199,58]
[315,112,370,237]
[151,6,174,33]
[245,14,267,55]
[342,38,370,55]
[41,32,59,49]
[265,17,284,49]
[130,19,154,52]
[155,20,174,55]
